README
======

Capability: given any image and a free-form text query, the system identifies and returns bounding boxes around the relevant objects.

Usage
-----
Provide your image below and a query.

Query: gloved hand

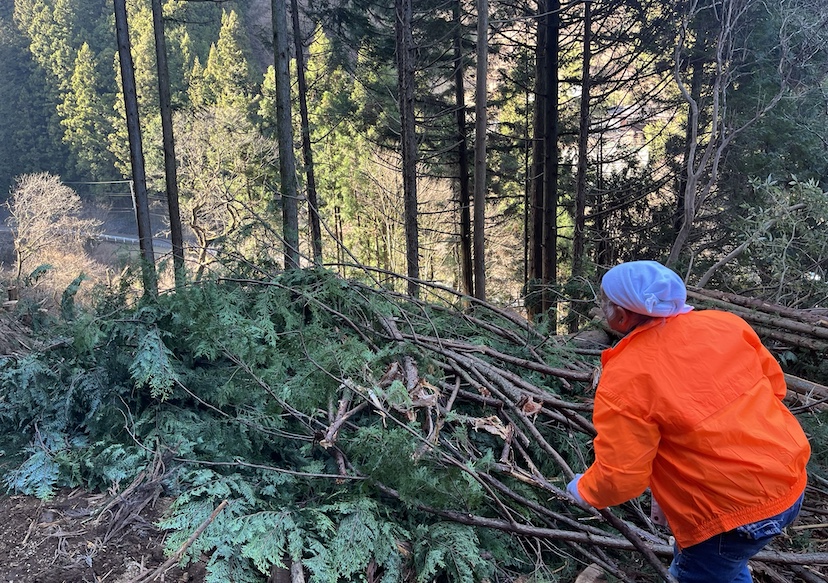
[566,473,591,508]
[650,495,670,529]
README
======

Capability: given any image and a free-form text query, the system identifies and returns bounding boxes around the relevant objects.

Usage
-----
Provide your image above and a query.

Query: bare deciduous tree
[667,0,817,268]
[5,173,101,281]
[175,108,277,280]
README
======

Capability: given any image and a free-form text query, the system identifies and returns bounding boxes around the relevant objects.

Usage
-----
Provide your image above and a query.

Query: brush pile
[0,270,826,582]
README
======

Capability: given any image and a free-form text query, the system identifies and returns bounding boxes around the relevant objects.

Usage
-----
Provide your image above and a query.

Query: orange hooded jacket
[577,309,810,549]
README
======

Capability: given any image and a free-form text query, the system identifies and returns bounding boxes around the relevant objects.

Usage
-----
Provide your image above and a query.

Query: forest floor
[0,291,208,583]
[0,223,825,583]
[0,490,207,583]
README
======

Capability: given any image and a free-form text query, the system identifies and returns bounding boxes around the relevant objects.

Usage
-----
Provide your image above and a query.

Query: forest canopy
[0,0,826,308]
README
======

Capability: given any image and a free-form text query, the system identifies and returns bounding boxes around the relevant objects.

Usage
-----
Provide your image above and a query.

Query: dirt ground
[0,244,208,583]
[0,490,207,583]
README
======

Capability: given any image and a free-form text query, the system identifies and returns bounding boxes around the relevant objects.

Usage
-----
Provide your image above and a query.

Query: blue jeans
[668,494,804,583]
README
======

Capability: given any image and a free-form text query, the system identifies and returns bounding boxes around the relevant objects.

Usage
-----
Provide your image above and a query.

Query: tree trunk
[526,20,546,318]
[453,0,473,298]
[674,58,703,235]
[271,0,300,270]
[569,0,591,332]
[572,0,591,280]
[395,0,420,296]
[594,139,607,266]
[541,0,560,315]
[472,0,488,301]
[114,0,157,297]
[290,0,322,265]
[150,0,185,288]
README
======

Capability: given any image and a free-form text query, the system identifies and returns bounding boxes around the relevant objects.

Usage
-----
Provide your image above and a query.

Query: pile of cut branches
[687,286,828,353]
[688,286,828,413]
[0,269,825,582]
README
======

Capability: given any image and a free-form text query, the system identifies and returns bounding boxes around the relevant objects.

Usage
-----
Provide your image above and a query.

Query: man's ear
[606,303,642,334]
[615,305,631,326]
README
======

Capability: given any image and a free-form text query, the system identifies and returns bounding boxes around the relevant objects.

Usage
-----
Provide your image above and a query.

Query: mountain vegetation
[1,0,828,581]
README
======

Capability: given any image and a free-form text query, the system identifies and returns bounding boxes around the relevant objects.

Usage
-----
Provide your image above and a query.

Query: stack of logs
[686,286,828,412]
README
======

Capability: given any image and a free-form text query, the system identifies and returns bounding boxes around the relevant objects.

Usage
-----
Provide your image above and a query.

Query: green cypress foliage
[1,262,824,579]
[14,0,76,93]
[57,42,116,178]
[0,267,588,580]
[414,522,495,582]
[0,15,70,192]
[200,9,255,113]
[128,325,179,399]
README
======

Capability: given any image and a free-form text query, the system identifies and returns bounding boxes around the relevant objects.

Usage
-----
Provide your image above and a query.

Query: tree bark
[114,0,157,297]
[674,54,703,235]
[569,0,592,332]
[541,0,561,314]
[290,0,322,265]
[472,0,488,301]
[271,0,300,270]
[526,19,546,318]
[572,0,591,281]
[453,0,473,297]
[395,0,420,296]
[150,0,185,287]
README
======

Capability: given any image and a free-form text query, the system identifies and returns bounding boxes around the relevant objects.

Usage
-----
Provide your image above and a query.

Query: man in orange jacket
[567,261,810,583]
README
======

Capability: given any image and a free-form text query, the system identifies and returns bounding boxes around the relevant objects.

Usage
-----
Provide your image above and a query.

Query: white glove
[567,474,591,508]
[650,495,670,530]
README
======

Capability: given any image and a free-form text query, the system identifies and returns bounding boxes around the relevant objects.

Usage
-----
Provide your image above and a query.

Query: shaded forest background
[1,0,828,582]
[2,0,828,314]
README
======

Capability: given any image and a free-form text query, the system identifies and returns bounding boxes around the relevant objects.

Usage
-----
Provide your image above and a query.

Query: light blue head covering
[601,261,693,317]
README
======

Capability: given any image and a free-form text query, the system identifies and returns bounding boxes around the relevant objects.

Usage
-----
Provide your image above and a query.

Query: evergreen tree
[13,0,76,93]
[58,42,116,179]
[126,0,160,111]
[0,15,70,195]
[203,10,256,113]
[186,55,211,107]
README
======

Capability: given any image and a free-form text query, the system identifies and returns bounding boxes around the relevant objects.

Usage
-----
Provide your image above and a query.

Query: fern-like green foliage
[414,522,494,583]
[0,354,55,427]
[5,448,60,499]
[3,430,85,499]
[61,273,87,321]
[128,326,179,400]
[0,268,613,580]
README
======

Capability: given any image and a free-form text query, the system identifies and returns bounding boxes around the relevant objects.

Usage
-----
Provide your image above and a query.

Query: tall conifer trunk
[151,0,185,287]
[271,0,300,270]
[541,0,560,316]
[290,0,322,264]
[395,0,420,296]
[453,0,473,298]
[527,22,545,319]
[572,0,591,280]
[472,0,488,301]
[570,0,592,332]
[114,0,157,297]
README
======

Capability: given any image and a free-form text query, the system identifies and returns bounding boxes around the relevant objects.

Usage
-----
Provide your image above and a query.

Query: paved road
[97,232,173,251]
[0,225,174,255]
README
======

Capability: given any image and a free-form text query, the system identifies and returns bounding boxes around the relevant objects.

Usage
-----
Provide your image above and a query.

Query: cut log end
[574,563,607,583]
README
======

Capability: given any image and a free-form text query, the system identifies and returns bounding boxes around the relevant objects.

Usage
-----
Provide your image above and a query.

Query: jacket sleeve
[577,388,661,509]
